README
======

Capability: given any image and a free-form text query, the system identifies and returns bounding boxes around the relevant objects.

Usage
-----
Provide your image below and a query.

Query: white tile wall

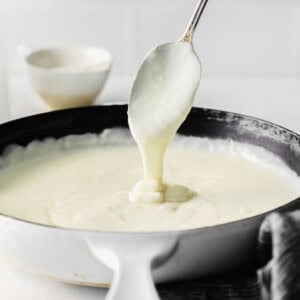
[1,0,300,76]
[1,0,300,132]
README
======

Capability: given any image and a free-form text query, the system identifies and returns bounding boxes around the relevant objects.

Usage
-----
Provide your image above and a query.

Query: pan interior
[0,125,299,232]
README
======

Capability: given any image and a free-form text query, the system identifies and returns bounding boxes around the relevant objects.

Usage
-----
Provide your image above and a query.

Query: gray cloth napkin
[158,210,300,300]
[258,211,300,300]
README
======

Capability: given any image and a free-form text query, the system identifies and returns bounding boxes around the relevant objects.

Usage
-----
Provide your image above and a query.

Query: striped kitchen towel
[258,211,300,300]
[158,210,300,300]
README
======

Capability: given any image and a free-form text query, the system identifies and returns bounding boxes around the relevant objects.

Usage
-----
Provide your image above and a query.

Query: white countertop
[2,74,300,299]
[0,260,107,300]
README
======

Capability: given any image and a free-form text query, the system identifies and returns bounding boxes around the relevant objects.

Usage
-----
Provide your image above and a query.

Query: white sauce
[0,129,299,232]
[128,42,201,203]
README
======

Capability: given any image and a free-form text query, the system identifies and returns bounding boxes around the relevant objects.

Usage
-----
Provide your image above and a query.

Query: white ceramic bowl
[22,46,113,109]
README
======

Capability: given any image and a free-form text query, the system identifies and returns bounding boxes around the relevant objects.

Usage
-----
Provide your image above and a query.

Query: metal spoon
[128,0,210,187]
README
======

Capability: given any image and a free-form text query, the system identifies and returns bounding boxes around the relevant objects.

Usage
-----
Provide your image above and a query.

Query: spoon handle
[180,0,209,43]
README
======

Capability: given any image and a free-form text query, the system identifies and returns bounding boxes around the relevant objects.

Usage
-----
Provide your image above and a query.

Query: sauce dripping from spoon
[128,0,209,203]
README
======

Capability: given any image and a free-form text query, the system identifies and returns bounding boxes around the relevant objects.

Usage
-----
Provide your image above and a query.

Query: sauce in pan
[0,129,298,232]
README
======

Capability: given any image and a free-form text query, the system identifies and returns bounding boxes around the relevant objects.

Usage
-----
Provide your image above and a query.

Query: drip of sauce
[128,42,201,203]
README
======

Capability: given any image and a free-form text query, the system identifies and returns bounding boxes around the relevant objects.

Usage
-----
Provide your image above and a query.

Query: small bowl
[21,46,113,109]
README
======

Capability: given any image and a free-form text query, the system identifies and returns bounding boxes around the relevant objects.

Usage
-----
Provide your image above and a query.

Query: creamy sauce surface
[0,129,299,232]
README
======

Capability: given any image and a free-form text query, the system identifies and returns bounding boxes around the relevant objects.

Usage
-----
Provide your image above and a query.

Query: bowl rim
[25,45,113,73]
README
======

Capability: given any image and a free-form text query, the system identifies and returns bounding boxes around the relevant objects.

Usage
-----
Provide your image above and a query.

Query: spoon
[128,0,209,203]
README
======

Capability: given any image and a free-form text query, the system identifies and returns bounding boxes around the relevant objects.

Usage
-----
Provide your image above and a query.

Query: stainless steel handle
[180,0,209,43]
